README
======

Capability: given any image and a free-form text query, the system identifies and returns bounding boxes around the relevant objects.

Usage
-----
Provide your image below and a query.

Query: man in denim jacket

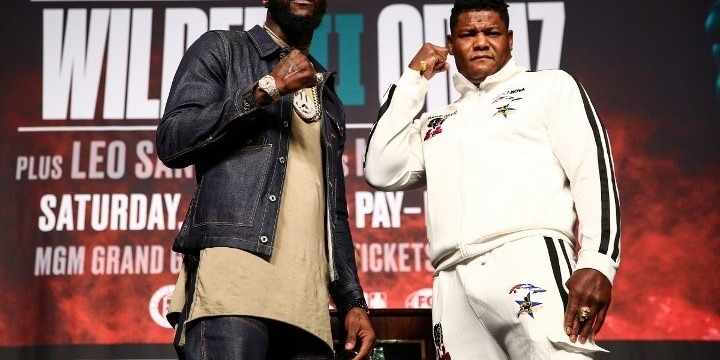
[157,0,375,359]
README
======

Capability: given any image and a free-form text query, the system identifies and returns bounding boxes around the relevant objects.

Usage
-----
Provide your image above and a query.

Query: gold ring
[577,306,591,322]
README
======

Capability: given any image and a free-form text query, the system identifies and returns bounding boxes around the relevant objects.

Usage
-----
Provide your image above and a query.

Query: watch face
[259,75,279,100]
[260,76,272,87]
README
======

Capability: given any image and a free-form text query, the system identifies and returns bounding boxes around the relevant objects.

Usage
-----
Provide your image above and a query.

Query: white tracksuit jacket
[364,59,621,284]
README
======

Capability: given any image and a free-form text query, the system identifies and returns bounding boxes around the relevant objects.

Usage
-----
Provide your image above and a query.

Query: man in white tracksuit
[363,0,621,359]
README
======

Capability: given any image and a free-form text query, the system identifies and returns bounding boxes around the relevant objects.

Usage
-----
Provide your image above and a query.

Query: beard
[267,0,326,34]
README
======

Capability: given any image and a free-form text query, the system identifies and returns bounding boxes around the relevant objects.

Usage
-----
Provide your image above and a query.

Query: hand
[343,307,375,360]
[409,43,451,79]
[271,49,320,95]
[564,268,612,344]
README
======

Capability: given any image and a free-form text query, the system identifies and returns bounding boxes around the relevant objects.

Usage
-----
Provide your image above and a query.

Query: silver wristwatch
[258,75,281,101]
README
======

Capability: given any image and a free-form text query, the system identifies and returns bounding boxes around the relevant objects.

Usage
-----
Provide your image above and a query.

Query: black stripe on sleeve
[603,129,622,262]
[572,77,618,258]
[363,84,397,169]
[377,84,397,121]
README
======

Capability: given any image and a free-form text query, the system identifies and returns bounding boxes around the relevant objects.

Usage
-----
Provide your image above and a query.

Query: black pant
[182,316,334,360]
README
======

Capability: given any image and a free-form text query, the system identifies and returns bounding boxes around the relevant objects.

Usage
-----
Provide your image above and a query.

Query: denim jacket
[156,25,366,312]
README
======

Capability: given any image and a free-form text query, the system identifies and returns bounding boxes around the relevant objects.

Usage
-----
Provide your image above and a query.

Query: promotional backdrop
[2,0,719,359]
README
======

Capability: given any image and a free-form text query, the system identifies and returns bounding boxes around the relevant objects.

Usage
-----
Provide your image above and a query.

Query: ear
[508,29,514,51]
[447,34,454,55]
[262,0,269,7]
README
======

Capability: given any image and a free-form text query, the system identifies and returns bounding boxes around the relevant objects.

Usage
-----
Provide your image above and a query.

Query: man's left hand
[564,268,612,344]
[343,307,376,360]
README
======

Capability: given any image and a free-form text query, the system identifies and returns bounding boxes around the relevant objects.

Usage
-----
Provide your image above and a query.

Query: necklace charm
[293,88,321,122]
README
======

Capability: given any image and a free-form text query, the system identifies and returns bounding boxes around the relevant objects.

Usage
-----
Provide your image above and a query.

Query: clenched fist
[271,49,321,95]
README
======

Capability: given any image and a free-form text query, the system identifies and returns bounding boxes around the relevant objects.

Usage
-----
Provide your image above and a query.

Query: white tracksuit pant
[431,235,608,360]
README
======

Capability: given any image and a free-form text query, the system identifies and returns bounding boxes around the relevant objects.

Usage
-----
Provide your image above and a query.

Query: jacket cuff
[341,297,370,316]
[234,84,261,118]
[330,282,368,317]
[575,250,618,285]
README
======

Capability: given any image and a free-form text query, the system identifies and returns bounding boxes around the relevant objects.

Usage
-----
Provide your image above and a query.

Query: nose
[473,33,489,49]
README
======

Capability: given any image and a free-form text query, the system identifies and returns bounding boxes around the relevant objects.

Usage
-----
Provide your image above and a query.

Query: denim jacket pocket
[192,144,273,227]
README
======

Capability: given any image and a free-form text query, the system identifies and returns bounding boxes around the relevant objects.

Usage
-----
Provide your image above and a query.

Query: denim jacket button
[242,100,251,111]
[283,121,289,128]
[269,195,277,202]
[259,236,268,243]
[279,157,286,164]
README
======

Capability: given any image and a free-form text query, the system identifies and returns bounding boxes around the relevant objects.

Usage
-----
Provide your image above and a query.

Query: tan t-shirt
[169,93,331,350]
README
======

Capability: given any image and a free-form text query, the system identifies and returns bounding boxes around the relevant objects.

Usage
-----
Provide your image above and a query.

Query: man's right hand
[254,49,320,105]
[409,43,451,79]
[271,49,320,95]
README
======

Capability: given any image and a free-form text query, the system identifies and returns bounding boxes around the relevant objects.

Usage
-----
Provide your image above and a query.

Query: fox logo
[424,111,456,141]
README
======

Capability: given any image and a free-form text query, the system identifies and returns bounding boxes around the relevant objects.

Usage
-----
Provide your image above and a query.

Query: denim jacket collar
[247,25,283,58]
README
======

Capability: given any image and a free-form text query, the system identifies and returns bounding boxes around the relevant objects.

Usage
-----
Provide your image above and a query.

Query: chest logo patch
[492,88,524,119]
[492,95,522,104]
[494,103,517,118]
[424,110,457,141]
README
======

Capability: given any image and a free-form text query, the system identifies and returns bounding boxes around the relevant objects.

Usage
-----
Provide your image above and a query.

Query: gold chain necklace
[263,24,310,53]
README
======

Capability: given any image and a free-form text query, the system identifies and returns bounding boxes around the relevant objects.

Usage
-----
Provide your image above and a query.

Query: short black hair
[449,0,510,33]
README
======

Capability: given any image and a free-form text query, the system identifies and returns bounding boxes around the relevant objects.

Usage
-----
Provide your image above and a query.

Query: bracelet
[343,298,370,315]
